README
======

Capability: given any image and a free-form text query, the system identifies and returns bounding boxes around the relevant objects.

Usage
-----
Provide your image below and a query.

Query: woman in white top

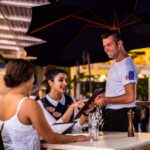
[0,59,90,150]
[38,68,93,133]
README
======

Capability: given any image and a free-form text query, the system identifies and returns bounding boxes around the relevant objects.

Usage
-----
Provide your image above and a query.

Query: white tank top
[1,97,40,150]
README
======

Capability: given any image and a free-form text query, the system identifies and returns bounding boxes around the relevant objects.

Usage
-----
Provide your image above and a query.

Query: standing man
[95,31,138,131]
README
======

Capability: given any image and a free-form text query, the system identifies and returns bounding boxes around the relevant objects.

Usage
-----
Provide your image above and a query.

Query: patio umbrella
[26,0,150,96]
[26,0,150,67]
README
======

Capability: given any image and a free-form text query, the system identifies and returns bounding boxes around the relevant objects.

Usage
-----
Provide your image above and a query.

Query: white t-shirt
[105,57,137,109]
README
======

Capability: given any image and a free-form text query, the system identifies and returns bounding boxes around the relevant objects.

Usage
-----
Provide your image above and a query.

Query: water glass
[95,106,103,131]
[88,113,99,141]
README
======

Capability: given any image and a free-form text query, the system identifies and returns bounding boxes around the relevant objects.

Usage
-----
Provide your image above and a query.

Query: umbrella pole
[87,52,92,96]
[75,61,81,100]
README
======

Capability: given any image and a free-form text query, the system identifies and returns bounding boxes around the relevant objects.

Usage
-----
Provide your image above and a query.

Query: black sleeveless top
[40,95,74,121]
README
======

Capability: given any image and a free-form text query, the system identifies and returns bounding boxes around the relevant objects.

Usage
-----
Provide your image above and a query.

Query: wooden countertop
[41,132,150,150]
[136,101,150,107]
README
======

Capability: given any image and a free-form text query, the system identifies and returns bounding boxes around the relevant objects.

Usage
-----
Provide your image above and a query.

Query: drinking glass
[88,113,99,141]
[95,106,103,131]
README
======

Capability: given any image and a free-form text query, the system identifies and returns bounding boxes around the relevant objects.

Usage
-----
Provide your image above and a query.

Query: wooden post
[86,51,92,96]
[75,60,81,99]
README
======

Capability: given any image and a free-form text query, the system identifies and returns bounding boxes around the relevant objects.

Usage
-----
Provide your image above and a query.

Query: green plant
[137,76,148,100]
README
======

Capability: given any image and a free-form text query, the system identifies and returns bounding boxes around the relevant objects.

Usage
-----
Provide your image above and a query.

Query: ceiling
[0,0,51,59]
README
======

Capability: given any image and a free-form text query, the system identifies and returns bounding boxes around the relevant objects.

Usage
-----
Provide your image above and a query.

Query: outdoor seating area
[1,0,150,150]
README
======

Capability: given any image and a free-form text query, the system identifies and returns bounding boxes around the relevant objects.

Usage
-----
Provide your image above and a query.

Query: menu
[51,88,104,134]
[73,88,104,120]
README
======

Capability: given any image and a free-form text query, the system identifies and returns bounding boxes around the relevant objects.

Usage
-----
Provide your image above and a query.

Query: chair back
[0,121,4,150]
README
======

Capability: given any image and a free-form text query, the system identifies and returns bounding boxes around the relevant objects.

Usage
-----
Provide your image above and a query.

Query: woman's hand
[75,135,91,142]
[71,100,86,109]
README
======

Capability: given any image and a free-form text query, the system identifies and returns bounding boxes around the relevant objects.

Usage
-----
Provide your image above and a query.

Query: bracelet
[83,111,89,117]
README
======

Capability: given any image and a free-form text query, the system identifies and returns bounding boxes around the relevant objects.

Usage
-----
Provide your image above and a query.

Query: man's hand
[94,93,108,106]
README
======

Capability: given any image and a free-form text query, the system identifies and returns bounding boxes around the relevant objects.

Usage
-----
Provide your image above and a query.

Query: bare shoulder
[0,95,9,106]
[23,98,42,112]
[24,98,38,104]
[0,97,3,104]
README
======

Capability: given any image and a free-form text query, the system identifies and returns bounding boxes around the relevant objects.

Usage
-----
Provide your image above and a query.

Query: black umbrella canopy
[26,0,150,67]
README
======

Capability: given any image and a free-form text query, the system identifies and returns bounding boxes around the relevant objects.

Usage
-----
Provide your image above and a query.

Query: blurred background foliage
[137,76,148,100]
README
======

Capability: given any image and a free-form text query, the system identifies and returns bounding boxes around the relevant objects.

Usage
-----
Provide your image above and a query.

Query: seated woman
[38,68,93,133]
[0,59,90,150]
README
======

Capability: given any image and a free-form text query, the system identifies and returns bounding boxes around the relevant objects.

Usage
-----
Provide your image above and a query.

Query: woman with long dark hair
[38,68,93,133]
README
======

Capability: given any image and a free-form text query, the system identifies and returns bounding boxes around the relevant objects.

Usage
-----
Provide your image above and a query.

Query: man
[95,31,138,131]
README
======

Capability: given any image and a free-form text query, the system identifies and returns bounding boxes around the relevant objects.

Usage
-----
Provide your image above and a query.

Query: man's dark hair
[101,30,122,41]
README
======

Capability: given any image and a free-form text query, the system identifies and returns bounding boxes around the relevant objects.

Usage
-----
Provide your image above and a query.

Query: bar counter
[136,101,150,107]
[41,132,150,150]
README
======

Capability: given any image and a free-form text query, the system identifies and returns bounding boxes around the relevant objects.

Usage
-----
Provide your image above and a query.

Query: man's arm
[95,83,136,106]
